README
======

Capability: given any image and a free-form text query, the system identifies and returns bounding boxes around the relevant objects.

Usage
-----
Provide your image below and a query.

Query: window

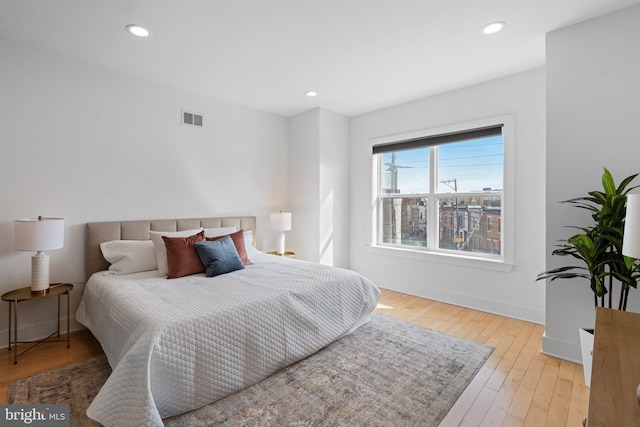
[373,123,505,260]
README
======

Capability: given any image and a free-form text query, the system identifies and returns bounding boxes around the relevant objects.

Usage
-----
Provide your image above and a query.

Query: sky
[381,135,503,194]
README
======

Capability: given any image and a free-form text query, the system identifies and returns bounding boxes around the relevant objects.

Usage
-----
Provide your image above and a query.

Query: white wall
[0,39,288,346]
[288,109,320,261]
[349,68,546,324]
[319,109,349,268]
[544,4,640,362]
[287,108,350,267]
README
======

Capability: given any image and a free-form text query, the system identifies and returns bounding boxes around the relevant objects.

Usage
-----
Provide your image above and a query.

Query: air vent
[182,110,203,127]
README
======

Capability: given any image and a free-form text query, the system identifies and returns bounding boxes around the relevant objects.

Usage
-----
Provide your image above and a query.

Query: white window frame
[368,116,515,272]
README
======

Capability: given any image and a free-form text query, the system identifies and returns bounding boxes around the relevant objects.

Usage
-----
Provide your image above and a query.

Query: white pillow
[149,228,203,277]
[203,226,237,239]
[243,229,260,256]
[100,240,157,274]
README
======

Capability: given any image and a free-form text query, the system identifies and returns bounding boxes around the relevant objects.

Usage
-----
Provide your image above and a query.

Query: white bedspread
[76,252,380,427]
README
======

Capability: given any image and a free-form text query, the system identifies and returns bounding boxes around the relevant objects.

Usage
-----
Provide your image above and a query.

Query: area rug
[8,314,493,426]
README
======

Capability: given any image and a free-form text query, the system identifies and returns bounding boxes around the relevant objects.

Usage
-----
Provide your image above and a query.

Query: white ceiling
[1,0,639,117]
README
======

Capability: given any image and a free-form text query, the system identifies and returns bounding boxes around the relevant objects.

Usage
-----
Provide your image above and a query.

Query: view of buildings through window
[378,132,504,257]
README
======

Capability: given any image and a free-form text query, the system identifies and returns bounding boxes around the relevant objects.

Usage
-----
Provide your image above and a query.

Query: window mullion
[428,146,438,249]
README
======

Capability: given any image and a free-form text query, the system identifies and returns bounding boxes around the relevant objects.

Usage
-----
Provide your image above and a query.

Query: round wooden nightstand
[2,283,73,364]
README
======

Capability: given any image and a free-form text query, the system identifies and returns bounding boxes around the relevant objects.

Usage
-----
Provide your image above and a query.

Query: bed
[76,216,380,427]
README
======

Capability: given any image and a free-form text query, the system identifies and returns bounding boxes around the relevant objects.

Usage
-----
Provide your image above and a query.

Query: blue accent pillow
[194,236,245,277]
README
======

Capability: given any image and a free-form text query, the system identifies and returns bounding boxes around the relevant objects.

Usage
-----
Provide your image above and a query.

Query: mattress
[76,251,380,427]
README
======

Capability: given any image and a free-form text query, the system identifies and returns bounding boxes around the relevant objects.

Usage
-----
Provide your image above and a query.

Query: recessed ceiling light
[126,24,151,38]
[483,21,506,35]
[305,91,318,97]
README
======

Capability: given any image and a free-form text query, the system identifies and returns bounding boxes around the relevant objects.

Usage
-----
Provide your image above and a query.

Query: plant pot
[579,328,594,387]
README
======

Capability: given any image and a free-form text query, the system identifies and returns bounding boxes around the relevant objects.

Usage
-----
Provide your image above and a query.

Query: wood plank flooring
[376,289,589,426]
[0,288,589,426]
[0,329,103,405]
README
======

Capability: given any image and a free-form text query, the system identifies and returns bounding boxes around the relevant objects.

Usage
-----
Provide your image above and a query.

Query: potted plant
[537,167,640,386]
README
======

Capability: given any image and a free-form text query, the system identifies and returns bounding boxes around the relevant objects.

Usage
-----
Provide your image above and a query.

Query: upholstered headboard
[85,216,256,281]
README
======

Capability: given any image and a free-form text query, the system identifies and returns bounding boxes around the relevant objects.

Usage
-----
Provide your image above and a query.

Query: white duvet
[76,252,380,427]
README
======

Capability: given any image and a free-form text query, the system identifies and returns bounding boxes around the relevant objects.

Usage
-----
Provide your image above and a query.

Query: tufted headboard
[85,216,256,281]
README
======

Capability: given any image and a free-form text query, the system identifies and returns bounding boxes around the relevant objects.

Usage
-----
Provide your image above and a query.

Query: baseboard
[541,332,582,364]
[378,281,545,325]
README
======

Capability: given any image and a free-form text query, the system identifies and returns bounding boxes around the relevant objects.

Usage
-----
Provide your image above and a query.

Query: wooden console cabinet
[587,307,640,425]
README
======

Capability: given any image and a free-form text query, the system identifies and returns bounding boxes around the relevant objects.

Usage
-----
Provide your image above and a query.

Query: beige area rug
[9,314,492,426]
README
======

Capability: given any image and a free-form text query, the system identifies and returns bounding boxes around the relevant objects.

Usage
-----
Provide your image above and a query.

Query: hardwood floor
[0,329,103,404]
[0,288,588,426]
[376,289,589,426]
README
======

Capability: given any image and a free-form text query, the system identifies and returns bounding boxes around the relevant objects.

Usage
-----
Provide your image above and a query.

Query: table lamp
[623,194,640,422]
[14,216,65,294]
[623,194,640,259]
[270,211,292,255]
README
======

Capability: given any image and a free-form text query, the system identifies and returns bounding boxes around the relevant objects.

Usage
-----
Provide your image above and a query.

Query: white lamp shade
[271,212,292,231]
[623,194,640,258]
[15,217,65,251]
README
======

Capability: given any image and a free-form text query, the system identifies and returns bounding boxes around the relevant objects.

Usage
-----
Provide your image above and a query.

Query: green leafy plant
[537,168,640,310]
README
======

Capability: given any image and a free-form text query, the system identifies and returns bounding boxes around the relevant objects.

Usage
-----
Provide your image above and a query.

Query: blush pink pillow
[207,229,253,266]
[162,230,205,278]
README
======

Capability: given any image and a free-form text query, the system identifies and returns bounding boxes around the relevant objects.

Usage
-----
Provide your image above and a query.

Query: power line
[440,154,503,161]
[440,163,504,168]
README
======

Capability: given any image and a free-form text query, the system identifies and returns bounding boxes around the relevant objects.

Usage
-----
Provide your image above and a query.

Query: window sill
[367,245,515,272]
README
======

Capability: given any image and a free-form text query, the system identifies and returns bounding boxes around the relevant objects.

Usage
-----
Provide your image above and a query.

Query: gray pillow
[194,236,245,277]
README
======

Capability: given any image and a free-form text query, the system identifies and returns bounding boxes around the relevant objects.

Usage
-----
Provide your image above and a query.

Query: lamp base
[276,232,286,256]
[31,251,50,294]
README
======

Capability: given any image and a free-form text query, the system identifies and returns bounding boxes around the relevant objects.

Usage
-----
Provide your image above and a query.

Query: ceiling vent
[182,110,203,127]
